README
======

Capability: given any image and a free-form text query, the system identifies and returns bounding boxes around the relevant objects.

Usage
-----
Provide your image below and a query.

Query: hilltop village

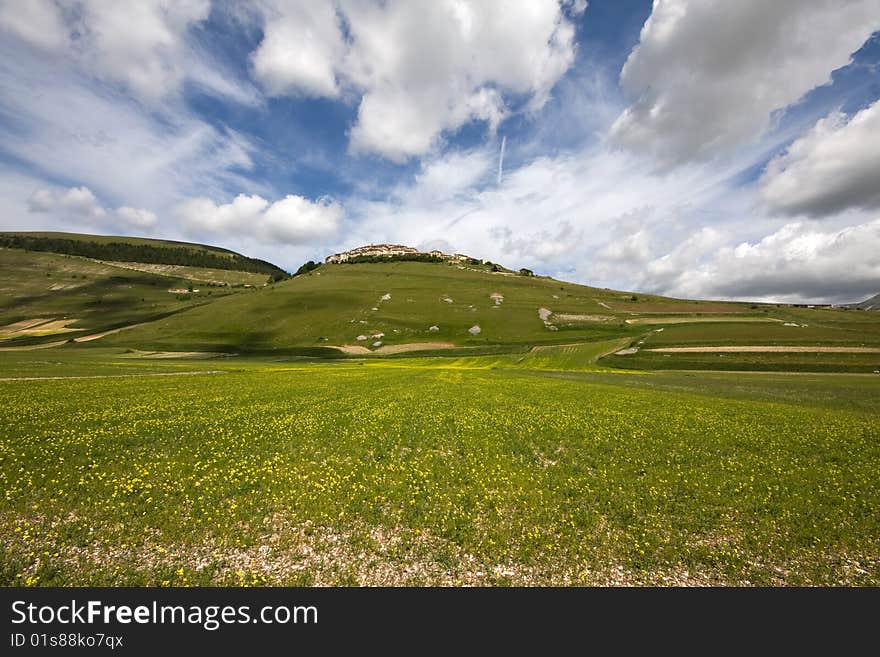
[325,244,472,264]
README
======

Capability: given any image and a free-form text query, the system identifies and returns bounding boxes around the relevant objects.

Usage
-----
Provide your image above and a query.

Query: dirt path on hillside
[0,321,148,351]
[648,346,880,353]
[0,339,70,351]
[72,323,148,342]
[626,317,781,325]
[330,342,455,355]
[553,314,615,322]
[120,351,225,359]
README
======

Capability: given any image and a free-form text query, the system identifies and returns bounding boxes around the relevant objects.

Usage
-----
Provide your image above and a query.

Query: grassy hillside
[4,233,879,372]
[0,232,288,279]
[95,260,689,352]
[93,260,880,371]
[0,247,258,347]
[0,232,295,347]
[851,293,880,311]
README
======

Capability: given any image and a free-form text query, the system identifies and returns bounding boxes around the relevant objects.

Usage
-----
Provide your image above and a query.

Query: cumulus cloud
[611,0,880,165]
[116,206,159,229]
[176,193,342,244]
[27,185,158,229]
[406,150,494,203]
[251,0,577,161]
[760,100,880,217]
[635,219,880,303]
[492,221,582,262]
[0,0,256,103]
[594,213,653,267]
[28,186,106,220]
[638,226,728,298]
[250,2,344,98]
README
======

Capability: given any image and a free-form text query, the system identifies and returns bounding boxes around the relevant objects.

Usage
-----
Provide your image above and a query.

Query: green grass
[6,241,878,373]
[87,261,879,373]
[1,350,878,586]
[94,261,679,352]
[638,319,880,347]
[602,350,880,373]
[0,248,254,345]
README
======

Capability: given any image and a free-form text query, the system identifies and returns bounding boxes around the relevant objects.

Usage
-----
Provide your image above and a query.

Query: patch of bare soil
[330,344,372,355]
[1,511,737,586]
[375,342,455,354]
[327,342,455,356]
[0,318,53,336]
[554,314,615,322]
[121,351,225,359]
[330,342,455,355]
[0,318,81,338]
[0,339,68,351]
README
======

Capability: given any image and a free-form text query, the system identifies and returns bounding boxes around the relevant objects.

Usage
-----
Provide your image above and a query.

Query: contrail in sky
[497,135,506,185]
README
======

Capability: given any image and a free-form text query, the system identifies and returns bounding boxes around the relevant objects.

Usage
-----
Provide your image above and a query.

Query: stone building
[325,244,471,264]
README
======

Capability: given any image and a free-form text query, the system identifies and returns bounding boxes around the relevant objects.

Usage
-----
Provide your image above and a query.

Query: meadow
[1,348,878,586]
[2,246,879,586]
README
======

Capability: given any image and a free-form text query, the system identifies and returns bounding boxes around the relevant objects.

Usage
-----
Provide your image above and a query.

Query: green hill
[4,233,879,371]
[94,259,768,354]
[0,232,288,280]
[850,293,880,311]
[0,233,286,347]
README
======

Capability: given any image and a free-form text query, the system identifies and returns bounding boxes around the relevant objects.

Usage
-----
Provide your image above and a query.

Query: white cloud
[116,206,159,229]
[28,186,106,220]
[760,100,880,217]
[250,1,343,98]
[251,0,577,161]
[339,137,751,280]
[0,39,258,210]
[26,185,160,230]
[26,187,59,213]
[629,219,880,303]
[176,193,342,244]
[76,0,211,101]
[0,0,68,51]
[563,0,588,16]
[0,0,257,104]
[406,150,493,204]
[638,226,728,297]
[492,220,582,261]
[611,0,880,165]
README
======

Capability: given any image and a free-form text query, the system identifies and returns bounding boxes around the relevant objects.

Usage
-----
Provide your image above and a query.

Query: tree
[293,260,320,277]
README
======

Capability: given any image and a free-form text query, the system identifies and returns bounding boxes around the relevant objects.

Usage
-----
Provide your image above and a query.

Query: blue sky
[1,0,879,303]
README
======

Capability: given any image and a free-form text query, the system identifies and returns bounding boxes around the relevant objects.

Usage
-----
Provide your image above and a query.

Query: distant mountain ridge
[850,293,880,311]
[0,232,288,280]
